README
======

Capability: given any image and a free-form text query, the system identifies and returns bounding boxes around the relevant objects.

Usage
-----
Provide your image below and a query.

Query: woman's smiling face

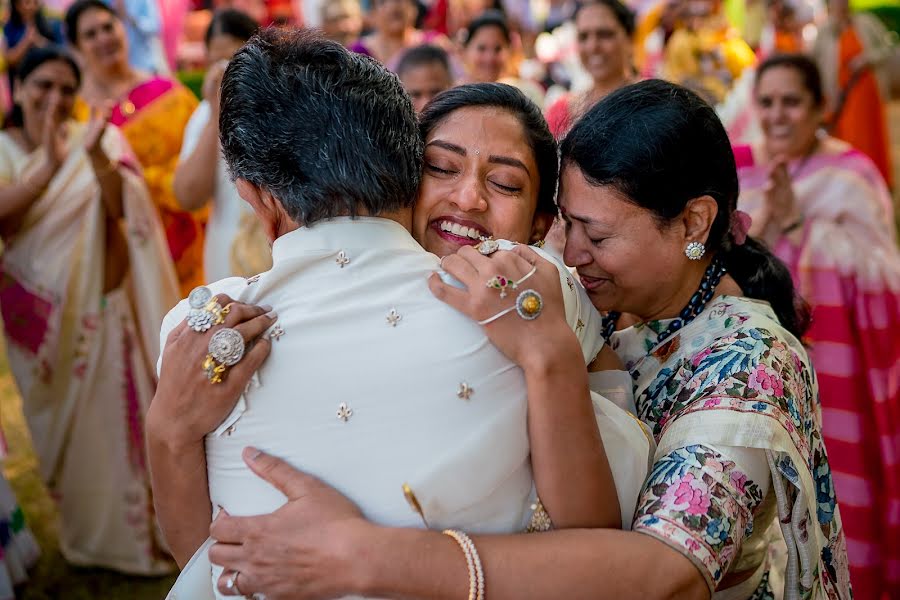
[412,106,543,257]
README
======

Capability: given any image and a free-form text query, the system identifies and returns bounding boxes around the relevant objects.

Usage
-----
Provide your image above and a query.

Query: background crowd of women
[0,0,897,597]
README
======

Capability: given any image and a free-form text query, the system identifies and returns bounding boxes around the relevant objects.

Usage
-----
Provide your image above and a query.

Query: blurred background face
[575,3,630,85]
[15,59,78,139]
[463,25,510,83]
[321,0,363,47]
[373,0,417,36]
[74,7,128,72]
[207,32,246,63]
[14,0,40,21]
[400,62,453,113]
[412,106,542,257]
[754,65,821,159]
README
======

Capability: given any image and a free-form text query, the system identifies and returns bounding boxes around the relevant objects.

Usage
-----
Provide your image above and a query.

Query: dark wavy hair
[561,79,810,338]
[419,83,559,218]
[219,28,422,225]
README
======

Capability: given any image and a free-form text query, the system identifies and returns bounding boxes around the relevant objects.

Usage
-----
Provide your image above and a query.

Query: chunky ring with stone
[209,327,246,366]
[476,237,499,256]
[188,285,213,310]
[486,274,514,298]
[187,308,217,333]
[477,288,545,325]
[515,289,543,320]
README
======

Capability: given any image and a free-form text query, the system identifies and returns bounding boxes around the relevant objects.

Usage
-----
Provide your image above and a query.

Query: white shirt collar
[271,216,423,262]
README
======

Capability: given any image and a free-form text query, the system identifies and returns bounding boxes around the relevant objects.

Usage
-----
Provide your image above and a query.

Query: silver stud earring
[684,241,706,261]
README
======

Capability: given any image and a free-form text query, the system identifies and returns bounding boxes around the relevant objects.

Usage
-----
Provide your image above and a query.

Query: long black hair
[419,83,559,218]
[560,79,810,338]
[6,45,81,129]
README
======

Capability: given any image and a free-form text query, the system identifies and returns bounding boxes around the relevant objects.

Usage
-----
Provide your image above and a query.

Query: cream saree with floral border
[0,122,179,574]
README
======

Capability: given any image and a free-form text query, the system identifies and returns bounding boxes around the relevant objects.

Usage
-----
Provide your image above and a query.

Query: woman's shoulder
[132,75,183,98]
[799,136,891,203]
[684,297,810,385]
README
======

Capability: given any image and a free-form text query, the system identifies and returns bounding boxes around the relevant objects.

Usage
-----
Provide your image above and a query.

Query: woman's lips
[579,274,608,290]
[429,218,490,246]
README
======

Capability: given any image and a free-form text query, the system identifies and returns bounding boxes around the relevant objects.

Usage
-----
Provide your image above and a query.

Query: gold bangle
[443,529,484,600]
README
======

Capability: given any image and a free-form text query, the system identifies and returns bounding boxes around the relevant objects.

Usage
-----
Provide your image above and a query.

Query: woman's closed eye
[425,163,456,176]
[490,179,522,194]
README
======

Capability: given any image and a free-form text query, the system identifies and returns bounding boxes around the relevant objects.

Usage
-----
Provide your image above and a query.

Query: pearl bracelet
[443,529,485,600]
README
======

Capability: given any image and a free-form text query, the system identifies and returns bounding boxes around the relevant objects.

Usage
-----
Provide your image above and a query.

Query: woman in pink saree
[0,46,179,574]
[736,53,900,599]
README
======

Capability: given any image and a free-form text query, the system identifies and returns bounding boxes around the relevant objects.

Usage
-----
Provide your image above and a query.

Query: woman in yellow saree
[66,0,203,294]
[0,46,179,574]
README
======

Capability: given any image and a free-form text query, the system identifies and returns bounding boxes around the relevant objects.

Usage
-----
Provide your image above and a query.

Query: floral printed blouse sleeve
[632,444,766,592]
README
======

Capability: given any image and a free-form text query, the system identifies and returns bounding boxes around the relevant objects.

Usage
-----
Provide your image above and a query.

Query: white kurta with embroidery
[161,217,651,600]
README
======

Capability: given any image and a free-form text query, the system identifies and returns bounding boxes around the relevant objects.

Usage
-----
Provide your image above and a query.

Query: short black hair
[64,0,116,46]
[756,53,825,108]
[396,44,451,79]
[205,9,259,47]
[219,28,422,226]
[420,83,558,217]
[574,0,636,37]
[462,10,511,47]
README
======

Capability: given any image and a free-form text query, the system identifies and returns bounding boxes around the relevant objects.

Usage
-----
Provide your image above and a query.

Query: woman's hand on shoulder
[147,295,277,450]
[429,244,574,371]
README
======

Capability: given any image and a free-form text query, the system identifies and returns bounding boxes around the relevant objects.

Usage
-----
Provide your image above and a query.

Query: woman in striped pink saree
[736,53,900,599]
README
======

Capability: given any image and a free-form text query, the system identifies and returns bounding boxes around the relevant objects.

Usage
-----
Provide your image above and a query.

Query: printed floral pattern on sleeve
[633,444,764,591]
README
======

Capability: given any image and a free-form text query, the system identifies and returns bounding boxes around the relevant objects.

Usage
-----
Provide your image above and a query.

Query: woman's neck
[12,126,41,153]
[373,28,414,55]
[763,134,821,164]
[86,64,140,101]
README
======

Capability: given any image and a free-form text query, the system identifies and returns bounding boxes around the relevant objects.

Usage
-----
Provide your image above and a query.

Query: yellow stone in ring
[521,295,541,315]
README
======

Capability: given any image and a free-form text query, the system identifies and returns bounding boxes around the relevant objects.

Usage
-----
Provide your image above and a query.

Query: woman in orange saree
[814,0,894,188]
[66,0,203,294]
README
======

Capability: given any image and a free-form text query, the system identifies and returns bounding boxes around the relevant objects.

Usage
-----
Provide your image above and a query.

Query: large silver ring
[186,287,220,332]
[188,286,213,309]
[476,237,499,256]
[187,308,216,333]
[208,328,245,366]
